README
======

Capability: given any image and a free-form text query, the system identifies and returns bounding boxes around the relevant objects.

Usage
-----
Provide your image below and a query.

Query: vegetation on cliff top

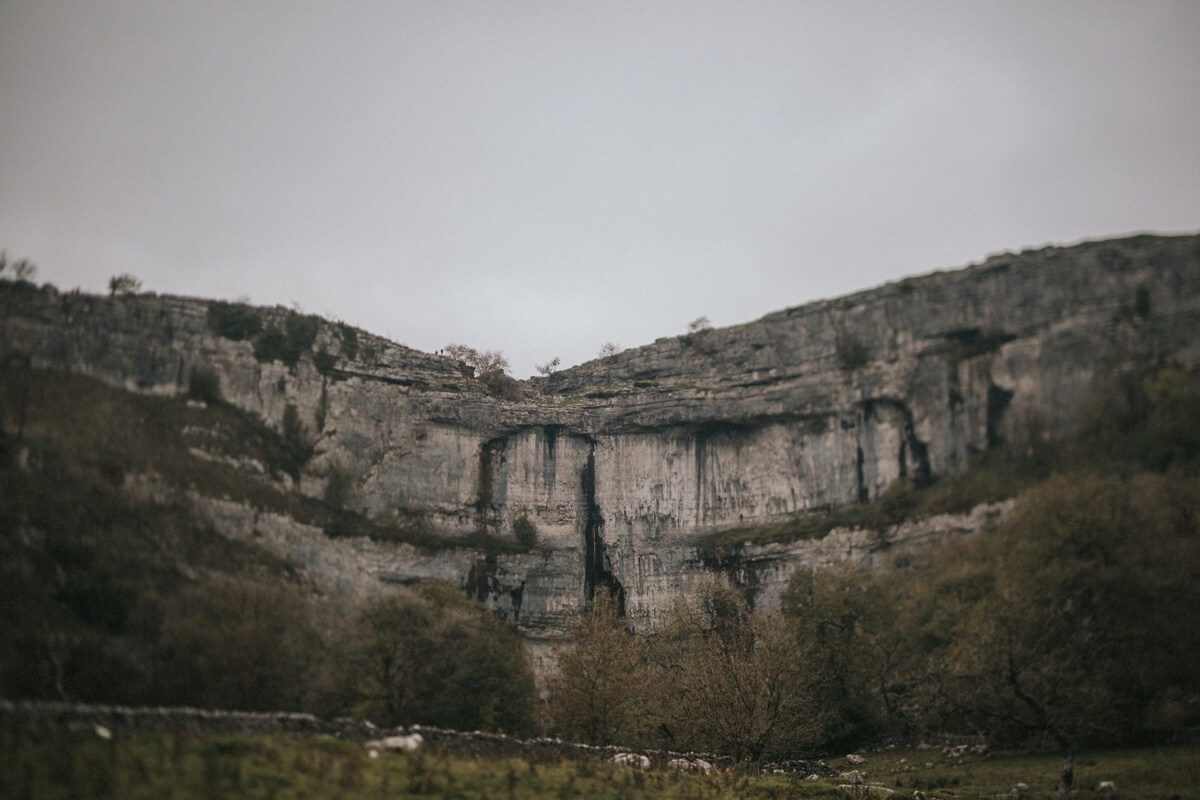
[207,300,366,375]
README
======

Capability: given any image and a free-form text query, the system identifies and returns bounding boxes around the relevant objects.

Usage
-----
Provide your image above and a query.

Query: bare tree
[656,576,822,761]
[687,315,711,334]
[549,592,649,745]
[598,342,620,358]
[445,343,510,377]
[0,252,37,282]
[535,356,561,376]
[108,273,142,296]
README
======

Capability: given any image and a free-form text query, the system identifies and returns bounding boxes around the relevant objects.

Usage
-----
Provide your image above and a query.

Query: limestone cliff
[4,233,1199,636]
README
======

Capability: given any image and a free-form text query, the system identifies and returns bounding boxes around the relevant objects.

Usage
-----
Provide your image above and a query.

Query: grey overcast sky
[2,2,1198,377]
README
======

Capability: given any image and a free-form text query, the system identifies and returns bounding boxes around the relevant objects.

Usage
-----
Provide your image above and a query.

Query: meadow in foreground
[1,725,1197,800]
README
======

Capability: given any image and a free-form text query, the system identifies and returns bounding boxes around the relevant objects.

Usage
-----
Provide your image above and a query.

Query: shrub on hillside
[323,461,355,509]
[154,581,319,711]
[187,366,221,403]
[780,470,1200,751]
[253,325,288,364]
[836,332,870,371]
[207,302,263,341]
[313,345,336,376]
[337,323,359,361]
[480,370,523,401]
[285,313,319,352]
[513,515,537,548]
[326,581,535,734]
[278,404,313,480]
[1069,366,1200,474]
[252,312,321,369]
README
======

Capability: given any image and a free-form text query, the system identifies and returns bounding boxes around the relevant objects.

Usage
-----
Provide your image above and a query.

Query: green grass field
[1,726,1196,799]
[824,746,1200,799]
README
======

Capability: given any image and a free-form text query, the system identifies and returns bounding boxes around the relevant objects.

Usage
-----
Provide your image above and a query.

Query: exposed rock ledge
[177,486,1010,636]
[2,233,1198,635]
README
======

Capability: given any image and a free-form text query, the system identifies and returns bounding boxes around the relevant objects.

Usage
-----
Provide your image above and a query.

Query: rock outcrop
[4,233,1199,636]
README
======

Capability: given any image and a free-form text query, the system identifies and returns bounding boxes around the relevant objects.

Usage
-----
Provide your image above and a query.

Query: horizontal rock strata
[3,233,1199,634]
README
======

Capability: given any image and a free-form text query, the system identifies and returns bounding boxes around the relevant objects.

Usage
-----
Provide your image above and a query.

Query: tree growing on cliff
[445,344,524,401]
[0,251,37,282]
[444,344,522,399]
[278,403,314,480]
[835,331,870,371]
[682,317,717,354]
[512,514,537,548]
[445,343,509,377]
[108,273,142,296]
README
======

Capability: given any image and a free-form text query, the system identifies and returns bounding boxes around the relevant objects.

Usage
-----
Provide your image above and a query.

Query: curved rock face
[4,233,1200,635]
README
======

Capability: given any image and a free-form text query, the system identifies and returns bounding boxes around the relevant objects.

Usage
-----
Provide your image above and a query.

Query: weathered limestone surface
[4,233,1200,634]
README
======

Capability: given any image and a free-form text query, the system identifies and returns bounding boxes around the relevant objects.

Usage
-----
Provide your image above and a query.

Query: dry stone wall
[0,700,837,775]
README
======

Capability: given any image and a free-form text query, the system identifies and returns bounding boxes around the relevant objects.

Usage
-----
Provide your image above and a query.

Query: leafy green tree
[420,581,534,735]
[335,588,437,726]
[782,565,902,748]
[923,472,1200,750]
[1141,368,1200,472]
[1068,367,1200,474]
[332,581,534,734]
[438,632,534,734]
[153,580,319,711]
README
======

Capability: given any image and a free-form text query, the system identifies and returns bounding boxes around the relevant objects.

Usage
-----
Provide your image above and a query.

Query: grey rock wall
[4,233,1200,635]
